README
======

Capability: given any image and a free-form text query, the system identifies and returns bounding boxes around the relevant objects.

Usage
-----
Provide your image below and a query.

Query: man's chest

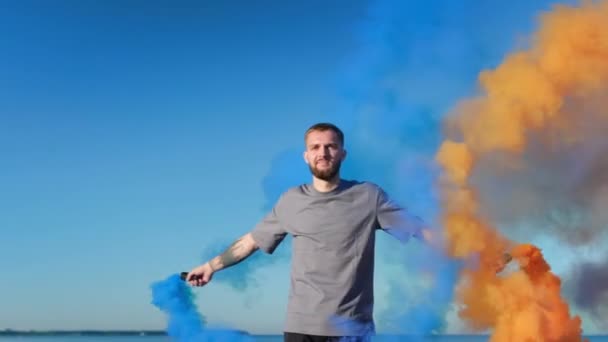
[282,194,376,251]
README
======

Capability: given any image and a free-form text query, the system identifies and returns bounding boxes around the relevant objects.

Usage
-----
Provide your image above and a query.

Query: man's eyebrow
[308,142,338,146]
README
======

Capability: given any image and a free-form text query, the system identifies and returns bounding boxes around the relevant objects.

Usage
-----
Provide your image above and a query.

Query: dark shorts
[284,332,372,342]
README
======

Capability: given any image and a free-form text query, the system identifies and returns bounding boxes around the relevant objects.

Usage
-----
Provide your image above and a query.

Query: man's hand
[420,228,443,250]
[494,252,513,274]
[185,262,215,287]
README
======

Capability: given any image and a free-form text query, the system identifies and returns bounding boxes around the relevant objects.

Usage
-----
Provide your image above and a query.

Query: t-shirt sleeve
[375,186,424,243]
[250,199,287,254]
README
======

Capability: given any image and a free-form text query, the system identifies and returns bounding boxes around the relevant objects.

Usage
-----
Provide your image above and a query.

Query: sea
[0,336,607,342]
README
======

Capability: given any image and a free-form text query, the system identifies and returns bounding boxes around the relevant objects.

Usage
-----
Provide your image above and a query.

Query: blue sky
[2,0,605,336]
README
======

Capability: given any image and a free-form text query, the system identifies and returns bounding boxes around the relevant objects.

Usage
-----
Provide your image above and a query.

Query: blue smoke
[261,148,309,211]
[150,274,253,342]
[327,0,463,335]
[376,246,461,338]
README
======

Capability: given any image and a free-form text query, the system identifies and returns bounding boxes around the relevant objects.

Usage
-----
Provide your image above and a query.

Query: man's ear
[303,151,309,165]
[341,149,347,161]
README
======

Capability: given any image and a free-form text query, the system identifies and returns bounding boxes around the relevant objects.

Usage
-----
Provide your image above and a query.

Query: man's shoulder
[343,179,382,193]
[277,185,307,201]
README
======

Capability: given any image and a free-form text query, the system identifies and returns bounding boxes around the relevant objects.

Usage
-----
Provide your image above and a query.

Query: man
[186,122,438,341]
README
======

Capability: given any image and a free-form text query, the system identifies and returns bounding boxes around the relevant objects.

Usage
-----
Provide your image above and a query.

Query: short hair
[304,122,345,147]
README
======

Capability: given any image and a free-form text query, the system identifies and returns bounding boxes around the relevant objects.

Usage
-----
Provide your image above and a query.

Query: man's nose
[322,147,331,157]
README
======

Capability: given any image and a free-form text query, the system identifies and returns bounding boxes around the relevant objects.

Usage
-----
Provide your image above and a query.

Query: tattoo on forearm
[217,238,248,269]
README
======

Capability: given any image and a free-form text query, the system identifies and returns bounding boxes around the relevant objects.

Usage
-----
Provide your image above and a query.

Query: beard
[308,159,342,181]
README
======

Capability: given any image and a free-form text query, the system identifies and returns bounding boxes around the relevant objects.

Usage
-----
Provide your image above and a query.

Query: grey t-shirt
[250,180,424,336]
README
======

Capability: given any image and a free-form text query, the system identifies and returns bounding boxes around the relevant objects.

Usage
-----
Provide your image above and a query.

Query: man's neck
[312,176,341,193]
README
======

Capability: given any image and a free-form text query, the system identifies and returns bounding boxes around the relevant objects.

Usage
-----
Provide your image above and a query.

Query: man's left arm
[375,186,437,246]
[375,186,511,271]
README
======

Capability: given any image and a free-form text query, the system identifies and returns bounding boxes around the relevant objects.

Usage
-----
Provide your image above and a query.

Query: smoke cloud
[150,274,253,341]
[436,1,608,340]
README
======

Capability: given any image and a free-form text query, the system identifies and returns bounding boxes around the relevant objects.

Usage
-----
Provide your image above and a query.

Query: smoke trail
[435,1,608,340]
[571,256,608,331]
[150,274,253,342]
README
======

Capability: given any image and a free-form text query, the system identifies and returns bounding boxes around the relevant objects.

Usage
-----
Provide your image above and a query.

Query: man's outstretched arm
[186,232,259,287]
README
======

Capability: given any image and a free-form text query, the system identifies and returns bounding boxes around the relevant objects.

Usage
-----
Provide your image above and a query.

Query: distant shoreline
[0,329,255,336]
[0,330,167,336]
[1,331,605,339]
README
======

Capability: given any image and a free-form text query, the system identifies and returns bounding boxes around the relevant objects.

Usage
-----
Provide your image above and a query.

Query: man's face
[303,129,346,181]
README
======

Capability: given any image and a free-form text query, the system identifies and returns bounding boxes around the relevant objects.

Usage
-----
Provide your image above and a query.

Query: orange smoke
[436,1,608,341]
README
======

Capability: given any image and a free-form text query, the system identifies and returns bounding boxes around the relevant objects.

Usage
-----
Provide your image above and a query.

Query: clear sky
[2,0,604,336]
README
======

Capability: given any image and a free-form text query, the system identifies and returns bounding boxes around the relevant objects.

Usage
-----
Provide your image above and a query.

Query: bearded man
[186,122,438,342]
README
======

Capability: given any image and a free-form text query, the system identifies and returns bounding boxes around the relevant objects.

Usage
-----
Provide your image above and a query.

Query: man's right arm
[210,233,259,271]
[186,232,259,287]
